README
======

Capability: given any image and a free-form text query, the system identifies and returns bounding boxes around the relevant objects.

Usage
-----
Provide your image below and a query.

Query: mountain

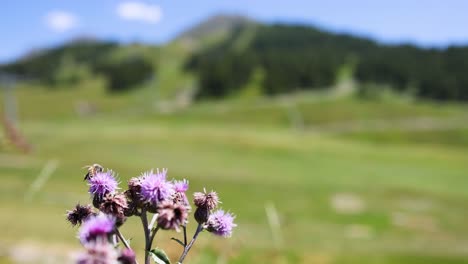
[2,14,468,101]
[176,14,255,44]
[1,39,117,82]
[185,20,468,101]
[0,39,156,92]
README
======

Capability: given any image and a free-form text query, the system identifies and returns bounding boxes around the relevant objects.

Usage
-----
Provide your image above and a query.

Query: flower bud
[127,177,142,195]
[92,195,104,209]
[124,177,144,216]
[194,207,210,224]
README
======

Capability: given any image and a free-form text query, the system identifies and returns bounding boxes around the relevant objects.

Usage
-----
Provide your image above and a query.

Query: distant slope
[0,38,156,93]
[0,39,118,83]
[3,14,468,102]
[0,15,255,99]
[175,14,256,46]
[186,20,468,102]
[185,23,377,99]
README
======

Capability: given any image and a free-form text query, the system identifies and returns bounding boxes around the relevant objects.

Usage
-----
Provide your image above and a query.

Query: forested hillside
[2,15,468,101]
[0,38,156,92]
[186,23,468,101]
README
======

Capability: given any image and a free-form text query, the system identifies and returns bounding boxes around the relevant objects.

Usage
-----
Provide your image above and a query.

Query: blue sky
[1,0,468,63]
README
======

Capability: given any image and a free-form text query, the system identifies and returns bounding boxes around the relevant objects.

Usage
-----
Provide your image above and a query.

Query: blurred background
[1,0,468,263]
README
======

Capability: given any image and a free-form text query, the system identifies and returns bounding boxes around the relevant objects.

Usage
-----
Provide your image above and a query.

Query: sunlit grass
[1,86,468,263]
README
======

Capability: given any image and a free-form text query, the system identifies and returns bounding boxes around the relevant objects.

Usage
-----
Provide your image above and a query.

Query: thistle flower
[88,171,118,198]
[140,169,174,212]
[173,179,189,206]
[156,201,188,230]
[118,248,136,264]
[173,179,189,193]
[206,210,236,237]
[127,176,143,194]
[76,238,118,264]
[70,165,238,264]
[79,213,115,244]
[66,204,94,226]
[124,177,145,216]
[193,189,219,210]
[99,193,128,226]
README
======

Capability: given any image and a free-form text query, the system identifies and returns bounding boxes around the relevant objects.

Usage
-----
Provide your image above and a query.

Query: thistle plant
[66,165,236,264]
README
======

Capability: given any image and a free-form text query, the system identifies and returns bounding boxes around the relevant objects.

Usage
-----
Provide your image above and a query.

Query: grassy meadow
[1,83,468,264]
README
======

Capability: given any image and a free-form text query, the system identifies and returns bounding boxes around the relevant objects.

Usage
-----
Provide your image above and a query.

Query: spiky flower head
[140,169,174,212]
[76,238,118,264]
[88,170,118,198]
[66,204,94,226]
[118,248,136,264]
[193,189,219,210]
[78,213,115,244]
[156,201,188,230]
[173,179,189,206]
[206,210,236,237]
[173,179,189,193]
[99,193,128,226]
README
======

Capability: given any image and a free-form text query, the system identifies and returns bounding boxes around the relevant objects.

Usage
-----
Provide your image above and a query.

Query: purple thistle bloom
[173,179,189,192]
[173,179,189,206]
[206,210,237,237]
[79,213,115,244]
[88,171,118,198]
[118,248,136,264]
[140,169,174,208]
[77,238,118,264]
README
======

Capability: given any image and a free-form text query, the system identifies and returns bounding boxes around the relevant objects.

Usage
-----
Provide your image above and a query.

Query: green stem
[183,225,187,245]
[177,223,203,263]
[116,228,131,249]
[148,226,160,251]
[116,228,139,264]
[140,209,150,264]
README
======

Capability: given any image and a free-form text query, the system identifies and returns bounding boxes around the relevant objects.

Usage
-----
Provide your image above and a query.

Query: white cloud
[117,1,162,24]
[45,10,78,33]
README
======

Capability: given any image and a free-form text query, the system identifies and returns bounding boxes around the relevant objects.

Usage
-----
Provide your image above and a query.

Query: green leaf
[149,248,171,264]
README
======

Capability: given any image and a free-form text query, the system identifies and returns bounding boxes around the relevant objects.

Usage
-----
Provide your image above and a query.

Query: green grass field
[1,85,468,263]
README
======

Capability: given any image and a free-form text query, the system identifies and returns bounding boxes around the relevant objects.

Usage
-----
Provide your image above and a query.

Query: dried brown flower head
[156,201,188,230]
[99,193,128,226]
[193,189,219,210]
[66,204,95,226]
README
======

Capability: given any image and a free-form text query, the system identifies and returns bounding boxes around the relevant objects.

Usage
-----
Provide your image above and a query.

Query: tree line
[3,23,468,101]
[0,40,154,92]
[186,24,468,101]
